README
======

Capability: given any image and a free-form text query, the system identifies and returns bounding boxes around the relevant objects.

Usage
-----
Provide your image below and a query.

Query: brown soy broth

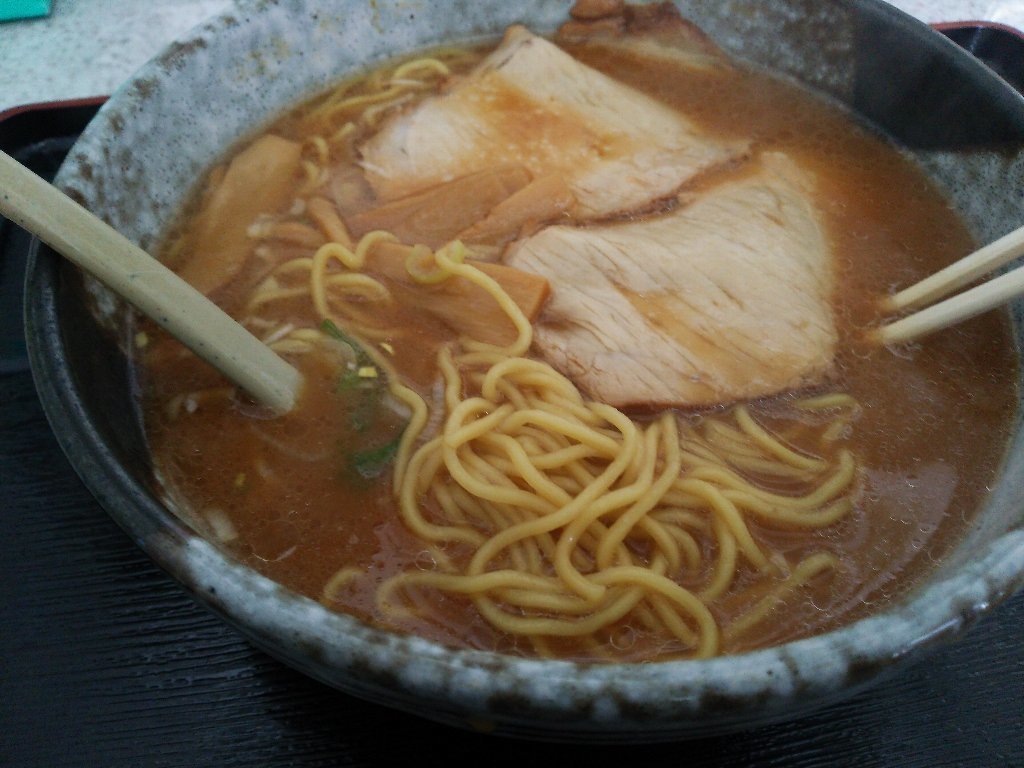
[142,37,1018,659]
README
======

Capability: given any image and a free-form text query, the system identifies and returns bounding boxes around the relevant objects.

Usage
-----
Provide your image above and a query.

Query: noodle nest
[177,53,861,661]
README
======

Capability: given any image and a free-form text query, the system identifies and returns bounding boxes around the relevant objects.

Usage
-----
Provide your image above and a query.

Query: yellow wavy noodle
[296,54,463,157]
[222,166,859,660]
[289,258,859,660]
[321,567,362,603]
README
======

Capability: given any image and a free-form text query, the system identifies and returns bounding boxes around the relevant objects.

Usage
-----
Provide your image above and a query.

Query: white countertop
[0,0,232,113]
[1,0,1024,114]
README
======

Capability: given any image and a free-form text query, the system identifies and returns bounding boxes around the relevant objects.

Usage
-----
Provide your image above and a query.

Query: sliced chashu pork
[359,26,744,219]
[558,0,730,74]
[505,152,837,409]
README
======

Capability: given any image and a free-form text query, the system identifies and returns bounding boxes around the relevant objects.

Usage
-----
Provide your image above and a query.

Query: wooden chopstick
[871,260,1024,344]
[881,224,1024,313]
[0,149,303,412]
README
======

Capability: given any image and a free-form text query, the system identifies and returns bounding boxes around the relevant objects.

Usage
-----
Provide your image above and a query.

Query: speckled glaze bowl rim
[25,0,1024,740]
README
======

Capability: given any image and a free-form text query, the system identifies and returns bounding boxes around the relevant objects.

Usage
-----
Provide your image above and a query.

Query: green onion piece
[320,318,374,368]
[346,433,403,480]
[321,319,407,479]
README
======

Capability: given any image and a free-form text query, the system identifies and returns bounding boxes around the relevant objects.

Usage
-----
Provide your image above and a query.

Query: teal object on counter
[0,0,52,22]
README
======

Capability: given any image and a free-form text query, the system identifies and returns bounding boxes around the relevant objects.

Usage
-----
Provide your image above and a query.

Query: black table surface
[3,29,1024,766]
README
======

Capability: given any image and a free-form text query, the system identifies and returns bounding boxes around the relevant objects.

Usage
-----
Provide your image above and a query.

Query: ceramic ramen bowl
[24,0,1024,741]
